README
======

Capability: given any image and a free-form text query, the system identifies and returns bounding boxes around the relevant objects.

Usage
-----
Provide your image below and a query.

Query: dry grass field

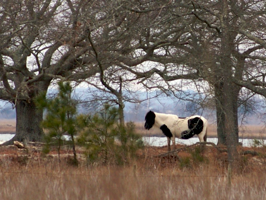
[0,144,266,199]
[0,120,266,199]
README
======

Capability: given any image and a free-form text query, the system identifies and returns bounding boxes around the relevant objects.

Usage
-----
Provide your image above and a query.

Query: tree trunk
[118,99,125,126]
[215,84,239,146]
[215,84,226,145]
[218,0,239,169]
[214,78,239,167]
[232,91,239,143]
[223,80,239,167]
[4,100,44,145]
[118,76,125,126]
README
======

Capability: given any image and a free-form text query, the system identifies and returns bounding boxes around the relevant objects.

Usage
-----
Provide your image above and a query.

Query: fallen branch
[14,141,25,149]
[241,150,258,156]
[156,142,226,157]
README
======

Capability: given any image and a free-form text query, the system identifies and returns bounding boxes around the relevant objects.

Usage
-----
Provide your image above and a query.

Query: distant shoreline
[0,132,264,141]
[0,119,16,134]
[0,119,265,140]
[0,132,16,134]
[141,134,266,140]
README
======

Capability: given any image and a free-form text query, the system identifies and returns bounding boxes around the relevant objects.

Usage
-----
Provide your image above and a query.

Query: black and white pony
[144,111,208,151]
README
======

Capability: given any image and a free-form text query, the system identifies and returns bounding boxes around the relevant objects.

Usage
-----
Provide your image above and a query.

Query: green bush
[179,157,191,169]
[252,139,264,147]
[190,146,206,164]
[36,83,143,166]
[179,146,208,169]
[77,104,143,165]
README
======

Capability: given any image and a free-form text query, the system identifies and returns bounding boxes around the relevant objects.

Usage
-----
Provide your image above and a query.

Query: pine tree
[35,81,78,165]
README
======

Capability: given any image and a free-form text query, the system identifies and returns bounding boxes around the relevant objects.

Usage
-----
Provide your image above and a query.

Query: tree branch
[239,29,266,49]
[86,27,118,96]
[233,78,266,97]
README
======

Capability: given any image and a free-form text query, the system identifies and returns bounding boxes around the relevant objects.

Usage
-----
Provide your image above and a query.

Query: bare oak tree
[0,0,184,143]
[0,0,102,143]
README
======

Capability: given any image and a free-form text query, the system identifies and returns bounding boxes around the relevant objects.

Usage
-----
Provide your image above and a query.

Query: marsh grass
[0,146,266,200]
[1,163,266,200]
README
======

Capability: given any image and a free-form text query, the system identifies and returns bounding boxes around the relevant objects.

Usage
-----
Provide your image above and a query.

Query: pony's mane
[144,110,155,130]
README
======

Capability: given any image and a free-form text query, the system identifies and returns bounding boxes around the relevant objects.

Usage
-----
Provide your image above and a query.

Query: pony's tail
[204,128,207,142]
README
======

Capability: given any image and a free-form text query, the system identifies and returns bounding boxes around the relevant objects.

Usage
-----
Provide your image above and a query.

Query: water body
[0,134,264,147]
[142,137,265,147]
[0,134,14,144]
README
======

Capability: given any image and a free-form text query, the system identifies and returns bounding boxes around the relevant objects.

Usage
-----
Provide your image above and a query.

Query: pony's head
[144,111,155,130]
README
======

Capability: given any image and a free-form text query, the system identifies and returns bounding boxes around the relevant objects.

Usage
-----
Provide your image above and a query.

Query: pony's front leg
[172,135,176,150]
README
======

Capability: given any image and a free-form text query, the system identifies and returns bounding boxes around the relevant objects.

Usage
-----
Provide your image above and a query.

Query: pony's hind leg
[203,129,207,142]
[167,137,171,152]
[172,135,176,150]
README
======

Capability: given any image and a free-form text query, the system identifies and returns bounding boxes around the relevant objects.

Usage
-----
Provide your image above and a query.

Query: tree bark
[4,100,44,145]
[215,84,239,146]
[214,76,239,166]
[223,80,239,165]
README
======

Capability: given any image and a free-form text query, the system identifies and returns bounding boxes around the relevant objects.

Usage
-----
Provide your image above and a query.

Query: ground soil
[0,141,265,175]
[0,119,265,172]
